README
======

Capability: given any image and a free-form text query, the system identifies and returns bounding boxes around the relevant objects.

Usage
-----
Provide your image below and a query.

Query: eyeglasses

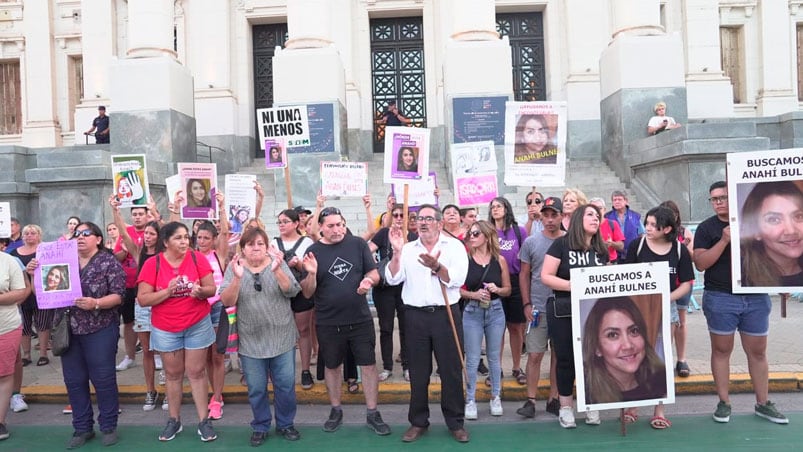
[468,230,482,238]
[708,196,728,204]
[276,220,293,225]
[526,198,543,206]
[417,216,437,224]
[392,213,405,219]
[73,229,95,238]
[253,273,262,292]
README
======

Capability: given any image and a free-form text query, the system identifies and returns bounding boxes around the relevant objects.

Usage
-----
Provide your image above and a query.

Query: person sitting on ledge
[647,101,681,135]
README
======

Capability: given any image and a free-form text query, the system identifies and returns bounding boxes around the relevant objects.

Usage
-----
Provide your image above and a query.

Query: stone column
[21,0,62,147]
[109,0,196,165]
[755,0,798,115]
[74,0,117,144]
[442,0,511,186]
[599,0,686,181]
[682,0,734,118]
[272,0,347,208]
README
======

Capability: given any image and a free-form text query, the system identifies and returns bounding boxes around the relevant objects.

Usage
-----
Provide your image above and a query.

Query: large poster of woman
[571,263,674,412]
[727,148,803,293]
[504,101,567,187]
[178,163,218,220]
[383,126,430,184]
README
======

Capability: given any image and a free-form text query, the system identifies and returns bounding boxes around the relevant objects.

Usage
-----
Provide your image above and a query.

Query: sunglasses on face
[253,273,262,292]
[526,198,543,205]
[73,229,95,238]
[469,230,482,238]
[392,213,405,219]
[319,207,342,223]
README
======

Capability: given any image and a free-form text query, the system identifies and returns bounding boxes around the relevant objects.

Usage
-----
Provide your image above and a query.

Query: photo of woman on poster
[43,265,70,292]
[740,180,803,287]
[582,296,667,405]
[396,146,419,173]
[514,114,558,165]
[186,178,212,208]
[268,145,283,164]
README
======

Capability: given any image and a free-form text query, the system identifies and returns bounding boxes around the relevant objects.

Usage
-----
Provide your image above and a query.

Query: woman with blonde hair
[561,188,588,231]
[461,220,511,419]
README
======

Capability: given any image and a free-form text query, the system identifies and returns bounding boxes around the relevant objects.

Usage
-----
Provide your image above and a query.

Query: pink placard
[456,173,498,206]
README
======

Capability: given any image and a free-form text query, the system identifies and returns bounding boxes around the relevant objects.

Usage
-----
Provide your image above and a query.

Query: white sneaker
[116,356,135,371]
[162,398,169,411]
[378,369,392,381]
[490,396,503,416]
[559,406,576,428]
[158,370,166,386]
[585,409,601,425]
[10,394,28,413]
[154,355,163,371]
[465,400,478,420]
[143,391,158,411]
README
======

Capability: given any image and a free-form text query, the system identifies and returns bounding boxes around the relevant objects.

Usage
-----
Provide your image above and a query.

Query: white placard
[0,202,10,238]
[320,162,368,198]
[256,105,310,148]
[224,174,257,234]
[503,101,567,187]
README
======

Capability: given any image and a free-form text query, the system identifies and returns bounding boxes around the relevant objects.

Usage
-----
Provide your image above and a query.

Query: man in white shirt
[385,204,469,443]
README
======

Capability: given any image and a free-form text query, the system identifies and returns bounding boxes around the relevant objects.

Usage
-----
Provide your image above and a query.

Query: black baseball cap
[540,197,562,214]
[294,206,312,215]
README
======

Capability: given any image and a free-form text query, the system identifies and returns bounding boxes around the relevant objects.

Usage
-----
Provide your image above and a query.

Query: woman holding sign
[541,205,608,428]
[59,222,126,448]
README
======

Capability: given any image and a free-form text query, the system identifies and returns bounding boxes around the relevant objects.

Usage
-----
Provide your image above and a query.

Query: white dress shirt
[384,232,468,307]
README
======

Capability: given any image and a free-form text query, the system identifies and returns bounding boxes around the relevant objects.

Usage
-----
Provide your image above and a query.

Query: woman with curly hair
[740,181,803,287]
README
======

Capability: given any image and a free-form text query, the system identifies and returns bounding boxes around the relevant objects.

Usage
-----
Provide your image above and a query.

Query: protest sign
[451,141,498,207]
[391,172,438,208]
[503,101,567,187]
[383,126,430,184]
[0,202,10,238]
[320,162,368,198]
[165,174,181,203]
[256,105,310,148]
[111,154,149,208]
[571,262,674,413]
[727,148,803,293]
[34,240,82,309]
[265,138,288,169]
[224,174,257,234]
[179,163,218,220]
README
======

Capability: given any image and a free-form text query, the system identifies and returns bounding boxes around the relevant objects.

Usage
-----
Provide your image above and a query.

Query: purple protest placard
[34,240,82,309]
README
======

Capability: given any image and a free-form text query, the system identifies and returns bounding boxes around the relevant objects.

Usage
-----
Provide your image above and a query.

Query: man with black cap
[85,106,110,144]
[516,196,564,418]
[376,100,411,127]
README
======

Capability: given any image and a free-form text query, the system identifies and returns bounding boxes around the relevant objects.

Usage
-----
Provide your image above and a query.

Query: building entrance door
[252,23,288,158]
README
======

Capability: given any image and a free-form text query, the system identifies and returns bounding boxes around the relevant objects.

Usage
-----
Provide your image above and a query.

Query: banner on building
[727,148,803,293]
[452,96,507,145]
[451,141,498,207]
[503,101,567,187]
[111,154,149,208]
[224,174,257,234]
[34,240,83,309]
[256,105,310,149]
[290,103,336,154]
[571,262,674,413]
[179,163,218,220]
[383,126,431,184]
[321,162,368,198]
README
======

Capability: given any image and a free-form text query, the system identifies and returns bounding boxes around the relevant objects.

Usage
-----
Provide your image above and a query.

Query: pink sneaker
[208,398,222,420]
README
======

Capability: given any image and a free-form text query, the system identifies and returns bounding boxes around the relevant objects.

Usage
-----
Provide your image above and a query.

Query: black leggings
[546,298,575,397]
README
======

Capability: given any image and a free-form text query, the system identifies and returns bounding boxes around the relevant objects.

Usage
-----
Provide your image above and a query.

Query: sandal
[622,409,638,424]
[347,379,359,394]
[21,358,32,367]
[512,369,527,385]
[676,361,690,378]
[650,415,672,429]
[36,357,50,366]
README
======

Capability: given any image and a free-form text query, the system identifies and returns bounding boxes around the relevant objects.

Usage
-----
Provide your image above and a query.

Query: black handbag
[215,309,229,354]
[51,308,72,356]
[552,295,572,318]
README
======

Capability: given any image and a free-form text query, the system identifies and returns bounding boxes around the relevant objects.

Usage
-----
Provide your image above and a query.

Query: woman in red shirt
[137,222,218,442]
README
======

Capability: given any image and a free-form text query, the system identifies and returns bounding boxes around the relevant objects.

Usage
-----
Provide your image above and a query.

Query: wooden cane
[781,293,787,318]
[439,282,467,384]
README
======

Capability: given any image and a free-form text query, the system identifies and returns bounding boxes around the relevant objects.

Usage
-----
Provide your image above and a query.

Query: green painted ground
[3,414,800,451]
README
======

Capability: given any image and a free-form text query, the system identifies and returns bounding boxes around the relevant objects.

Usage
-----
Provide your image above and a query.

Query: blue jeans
[61,322,120,433]
[240,349,297,432]
[462,299,505,400]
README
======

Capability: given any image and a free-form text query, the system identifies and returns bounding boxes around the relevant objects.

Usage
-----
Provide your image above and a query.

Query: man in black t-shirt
[375,100,411,127]
[300,207,390,436]
[693,181,787,425]
[85,105,110,144]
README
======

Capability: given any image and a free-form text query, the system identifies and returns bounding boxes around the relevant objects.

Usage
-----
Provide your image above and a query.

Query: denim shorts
[209,301,223,327]
[702,290,771,336]
[676,291,692,308]
[669,300,679,325]
[150,314,215,352]
[133,303,151,333]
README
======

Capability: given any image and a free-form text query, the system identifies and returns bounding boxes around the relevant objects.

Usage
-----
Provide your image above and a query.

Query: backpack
[275,237,305,282]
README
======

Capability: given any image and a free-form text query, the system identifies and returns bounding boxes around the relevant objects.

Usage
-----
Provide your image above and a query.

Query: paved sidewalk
[18,292,803,404]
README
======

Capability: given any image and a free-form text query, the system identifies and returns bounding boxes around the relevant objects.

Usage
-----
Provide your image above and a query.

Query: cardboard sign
[256,105,310,148]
